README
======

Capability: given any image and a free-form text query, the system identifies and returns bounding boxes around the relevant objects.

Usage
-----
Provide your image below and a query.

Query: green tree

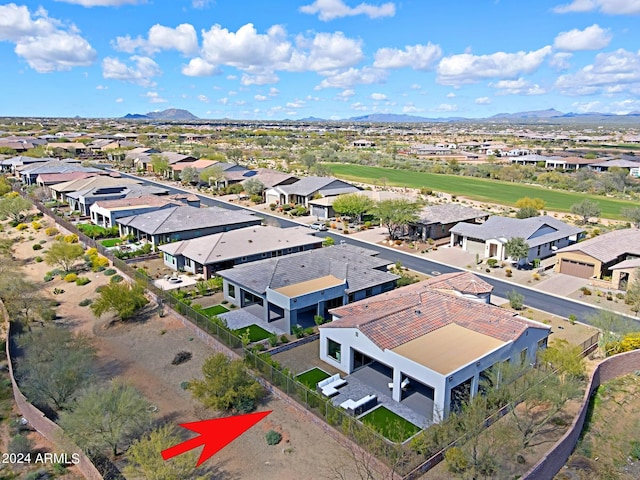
[0,277,48,327]
[322,236,335,247]
[17,326,96,410]
[507,289,524,310]
[226,148,244,165]
[332,194,374,223]
[0,195,32,223]
[516,206,540,219]
[539,338,586,380]
[621,206,640,229]
[125,425,207,480]
[374,199,421,240]
[243,178,265,196]
[90,282,149,321]
[150,154,170,176]
[300,152,317,169]
[570,199,601,224]
[588,309,636,356]
[310,163,332,176]
[0,176,11,196]
[515,197,545,210]
[189,353,265,412]
[44,241,84,272]
[199,165,225,187]
[504,237,529,264]
[59,381,152,457]
[179,166,198,185]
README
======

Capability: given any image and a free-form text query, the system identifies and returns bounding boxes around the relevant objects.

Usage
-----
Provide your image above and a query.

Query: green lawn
[360,406,421,443]
[296,368,331,389]
[327,163,637,219]
[201,304,230,317]
[234,324,272,342]
[100,238,122,248]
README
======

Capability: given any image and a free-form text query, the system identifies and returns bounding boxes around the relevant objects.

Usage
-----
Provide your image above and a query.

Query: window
[520,348,528,365]
[365,288,373,298]
[228,284,236,299]
[327,339,341,362]
[348,293,355,303]
[184,257,192,267]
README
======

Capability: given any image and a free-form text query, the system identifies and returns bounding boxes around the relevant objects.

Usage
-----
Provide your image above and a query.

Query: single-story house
[408,204,489,241]
[116,205,261,248]
[319,280,550,422]
[589,159,640,172]
[265,176,360,207]
[159,225,323,278]
[554,228,640,288]
[35,171,100,187]
[450,215,584,265]
[422,271,494,303]
[90,195,179,229]
[49,175,141,203]
[0,156,53,173]
[17,160,99,185]
[309,190,415,220]
[147,152,196,173]
[68,184,169,216]
[408,144,451,155]
[168,158,219,181]
[217,244,399,333]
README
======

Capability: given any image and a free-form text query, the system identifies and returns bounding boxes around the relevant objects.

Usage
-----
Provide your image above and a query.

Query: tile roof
[218,243,397,295]
[424,271,494,295]
[116,205,260,235]
[450,215,584,248]
[556,228,640,263]
[276,176,359,197]
[324,285,548,351]
[171,159,218,171]
[35,172,98,183]
[159,225,322,264]
[244,169,298,188]
[93,195,176,210]
[417,203,489,225]
[50,175,140,193]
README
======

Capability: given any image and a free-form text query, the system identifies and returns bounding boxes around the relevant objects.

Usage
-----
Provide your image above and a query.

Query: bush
[64,273,78,283]
[35,256,43,263]
[445,447,468,473]
[279,334,289,344]
[171,351,192,365]
[8,433,34,455]
[265,430,282,446]
[269,203,276,211]
[39,308,57,322]
[487,258,498,268]
[75,277,91,286]
[580,287,592,295]
[32,243,43,250]
[104,268,117,276]
[16,223,28,231]
[31,221,42,230]
[63,234,78,243]
[45,227,59,236]
[250,194,263,203]
[507,289,525,310]
[505,268,512,277]
[79,298,92,307]
[110,274,124,283]
[43,274,54,282]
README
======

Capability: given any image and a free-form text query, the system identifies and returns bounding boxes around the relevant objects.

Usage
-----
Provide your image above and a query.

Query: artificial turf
[100,238,122,247]
[296,367,331,389]
[201,304,230,317]
[234,324,272,342]
[360,406,421,443]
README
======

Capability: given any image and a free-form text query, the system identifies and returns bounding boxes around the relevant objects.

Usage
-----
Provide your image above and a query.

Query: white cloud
[402,103,422,114]
[435,103,458,112]
[554,24,612,51]
[197,94,210,103]
[102,55,161,87]
[446,92,456,98]
[115,23,198,55]
[373,42,442,70]
[410,83,421,90]
[286,100,306,108]
[54,0,143,6]
[437,46,552,85]
[0,4,96,72]
[554,0,640,14]
[550,52,573,70]
[315,66,387,89]
[115,97,124,103]
[268,87,279,97]
[254,94,267,101]
[145,91,167,103]
[336,89,355,101]
[290,31,363,71]
[555,48,640,95]
[299,0,395,21]
[370,92,387,100]
[241,72,280,85]
[351,102,368,111]
[475,96,491,104]
[218,97,229,105]
[191,0,212,8]
[490,77,546,95]
[182,57,219,76]
[96,85,108,90]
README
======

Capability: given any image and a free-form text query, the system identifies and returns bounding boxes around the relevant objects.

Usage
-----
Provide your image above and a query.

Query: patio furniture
[340,394,377,416]
[317,374,347,397]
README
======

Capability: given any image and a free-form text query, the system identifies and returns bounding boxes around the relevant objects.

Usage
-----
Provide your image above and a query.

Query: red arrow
[161,410,272,466]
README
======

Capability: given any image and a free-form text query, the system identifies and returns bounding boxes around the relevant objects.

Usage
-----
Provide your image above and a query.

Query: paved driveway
[535,273,589,297]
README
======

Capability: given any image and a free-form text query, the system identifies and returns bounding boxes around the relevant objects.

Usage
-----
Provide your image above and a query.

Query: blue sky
[1,0,640,119]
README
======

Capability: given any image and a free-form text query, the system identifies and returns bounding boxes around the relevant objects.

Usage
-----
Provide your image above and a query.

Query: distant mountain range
[122,108,199,120]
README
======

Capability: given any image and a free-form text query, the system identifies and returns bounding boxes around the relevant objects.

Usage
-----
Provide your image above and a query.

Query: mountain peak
[122,108,198,120]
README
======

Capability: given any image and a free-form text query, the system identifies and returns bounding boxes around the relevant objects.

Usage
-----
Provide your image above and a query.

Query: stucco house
[217,244,399,333]
[408,204,489,241]
[116,205,261,248]
[450,215,584,265]
[265,176,359,207]
[308,190,415,220]
[319,280,550,422]
[90,195,179,229]
[554,228,640,288]
[159,225,323,278]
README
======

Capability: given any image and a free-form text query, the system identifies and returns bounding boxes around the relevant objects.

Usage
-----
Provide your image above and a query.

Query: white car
[309,221,328,231]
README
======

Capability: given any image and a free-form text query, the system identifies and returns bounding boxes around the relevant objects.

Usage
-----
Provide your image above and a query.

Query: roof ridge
[151,205,179,234]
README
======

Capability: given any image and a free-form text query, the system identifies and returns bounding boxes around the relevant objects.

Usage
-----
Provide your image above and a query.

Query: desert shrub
[505,268,513,277]
[8,433,34,455]
[171,351,192,365]
[75,277,91,286]
[279,334,289,344]
[16,223,28,231]
[180,381,190,390]
[580,287,592,295]
[64,234,78,243]
[45,227,59,236]
[507,290,524,310]
[79,298,92,307]
[43,274,53,282]
[103,268,117,276]
[110,274,124,283]
[64,273,78,283]
[269,203,276,211]
[532,273,541,281]
[265,430,282,446]
[39,308,57,322]
[31,221,42,230]
[487,258,498,268]
[32,243,43,250]
[250,194,262,203]
[445,447,468,473]
[35,256,43,263]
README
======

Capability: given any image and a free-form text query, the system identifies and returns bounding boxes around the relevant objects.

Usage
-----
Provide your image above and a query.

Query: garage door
[466,239,485,256]
[559,259,594,278]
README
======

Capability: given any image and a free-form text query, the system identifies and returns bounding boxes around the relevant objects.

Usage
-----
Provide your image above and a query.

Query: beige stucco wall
[554,251,602,278]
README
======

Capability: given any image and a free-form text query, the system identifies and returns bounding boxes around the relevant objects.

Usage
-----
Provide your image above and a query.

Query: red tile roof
[424,271,494,295]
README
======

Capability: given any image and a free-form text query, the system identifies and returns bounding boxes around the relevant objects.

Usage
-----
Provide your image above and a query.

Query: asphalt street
[118,172,638,327]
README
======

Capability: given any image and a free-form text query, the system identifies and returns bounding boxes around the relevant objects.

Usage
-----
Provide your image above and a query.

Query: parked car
[309,221,328,231]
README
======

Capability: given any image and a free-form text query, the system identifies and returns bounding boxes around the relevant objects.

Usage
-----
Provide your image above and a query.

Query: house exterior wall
[554,251,601,278]
[320,324,549,421]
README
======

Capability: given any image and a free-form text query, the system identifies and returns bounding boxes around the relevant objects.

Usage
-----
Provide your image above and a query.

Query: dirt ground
[3,214,367,480]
